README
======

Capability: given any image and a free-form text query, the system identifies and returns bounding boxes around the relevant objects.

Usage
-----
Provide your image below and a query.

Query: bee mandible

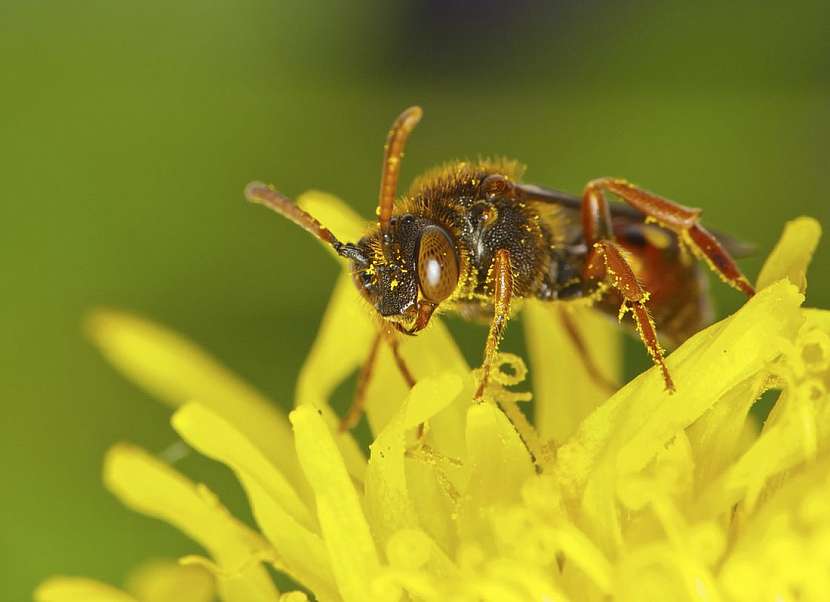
[246,107,754,427]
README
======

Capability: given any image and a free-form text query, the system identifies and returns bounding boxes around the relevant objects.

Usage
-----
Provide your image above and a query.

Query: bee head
[350,214,459,334]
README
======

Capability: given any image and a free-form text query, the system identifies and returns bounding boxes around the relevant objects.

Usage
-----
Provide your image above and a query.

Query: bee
[246,107,754,425]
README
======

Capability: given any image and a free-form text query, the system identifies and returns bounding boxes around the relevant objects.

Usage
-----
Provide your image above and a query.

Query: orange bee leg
[584,178,755,297]
[556,304,618,393]
[339,332,381,432]
[585,240,676,392]
[475,249,514,400]
[386,331,417,389]
[339,328,416,432]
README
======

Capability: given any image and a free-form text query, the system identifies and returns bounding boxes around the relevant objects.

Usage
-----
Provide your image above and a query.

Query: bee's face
[350,214,459,334]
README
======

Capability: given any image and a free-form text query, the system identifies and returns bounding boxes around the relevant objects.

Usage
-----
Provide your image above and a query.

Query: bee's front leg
[339,327,416,432]
[475,248,514,400]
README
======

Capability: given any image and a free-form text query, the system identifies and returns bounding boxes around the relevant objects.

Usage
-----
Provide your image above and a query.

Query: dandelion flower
[36,192,829,602]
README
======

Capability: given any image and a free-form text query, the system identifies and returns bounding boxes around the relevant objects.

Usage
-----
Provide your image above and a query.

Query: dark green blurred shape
[2,1,828,599]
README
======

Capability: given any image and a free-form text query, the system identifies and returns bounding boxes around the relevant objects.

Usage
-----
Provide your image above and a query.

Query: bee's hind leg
[584,178,754,297]
[556,304,618,394]
[584,240,675,392]
[581,183,675,392]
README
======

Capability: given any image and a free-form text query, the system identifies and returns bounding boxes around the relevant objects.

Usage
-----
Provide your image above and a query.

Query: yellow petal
[361,340,411,435]
[362,323,472,553]
[295,277,471,484]
[518,476,612,594]
[615,281,797,477]
[615,543,720,602]
[719,454,830,601]
[125,560,214,602]
[364,318,470,437]
[551,524,612,595]
[484,558,570,602]
[290,405,387,602]
[704,385,828,516]
[373,528,462,601]
[556,281,804,554]
[617,432,695,513]
[756,216,821,292]
[560,281,803,486]
[171,403,338,600]
[458,402,536,544]
[466,402,536,503]
[86,309,307,503]
[35,578,136,602]
[403,458,460,562]
[685,375,765,489]
[365,373,464,550]
[616,436,727,598]
[523,300,620,443]
[294,250,471,479]
[103,444,278,602]
[385,528,458,575]
[295,271,374,480]
[697,308,830,516]
[390,320,472,459]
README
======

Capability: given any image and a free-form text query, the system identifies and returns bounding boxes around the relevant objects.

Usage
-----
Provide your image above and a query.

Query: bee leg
[583,178,755,296]
[556,304,618,393]
[585,240,676,392]
[339,332,382,432]
[386,331,417,390]
[475,249,514,400]
[338,329,417,432]
[385,330,425,437]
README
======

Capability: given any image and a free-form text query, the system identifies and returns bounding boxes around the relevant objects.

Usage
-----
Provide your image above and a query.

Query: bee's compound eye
[417,226,459,303]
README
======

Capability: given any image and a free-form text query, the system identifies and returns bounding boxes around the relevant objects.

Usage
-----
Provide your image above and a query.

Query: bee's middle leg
[556,304,618,393]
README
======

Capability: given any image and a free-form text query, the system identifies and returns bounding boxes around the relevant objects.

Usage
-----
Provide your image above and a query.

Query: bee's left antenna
[245,181,363,263]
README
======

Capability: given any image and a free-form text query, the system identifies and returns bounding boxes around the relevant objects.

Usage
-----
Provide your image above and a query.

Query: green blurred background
[2,1,828,599]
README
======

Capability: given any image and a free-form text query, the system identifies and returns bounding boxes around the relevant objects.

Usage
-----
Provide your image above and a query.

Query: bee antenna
[245,181,354,258]
[378,106,423,252]
[336,242,368,266]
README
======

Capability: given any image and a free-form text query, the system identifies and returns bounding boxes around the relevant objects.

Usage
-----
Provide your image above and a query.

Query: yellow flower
[36,193,829,602]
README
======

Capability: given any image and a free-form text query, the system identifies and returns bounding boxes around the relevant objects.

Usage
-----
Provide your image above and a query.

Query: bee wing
[518,183,755,258]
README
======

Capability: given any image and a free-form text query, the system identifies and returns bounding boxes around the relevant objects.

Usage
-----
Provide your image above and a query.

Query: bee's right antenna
[378,106,422,254]
[244,182,367,265]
